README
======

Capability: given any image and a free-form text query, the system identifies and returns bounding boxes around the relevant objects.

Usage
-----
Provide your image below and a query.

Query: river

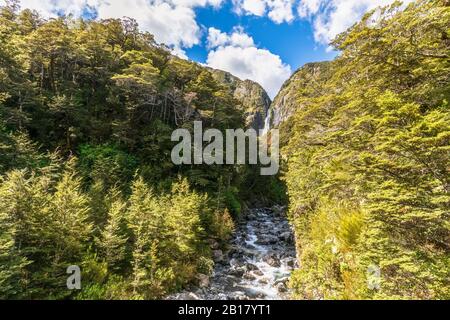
[169,207,297,300]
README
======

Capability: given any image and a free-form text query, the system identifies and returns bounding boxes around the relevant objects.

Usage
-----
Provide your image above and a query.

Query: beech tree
[286,0,450,299]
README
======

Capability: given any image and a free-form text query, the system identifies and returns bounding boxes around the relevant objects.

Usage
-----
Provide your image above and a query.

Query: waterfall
[261,109,271,136]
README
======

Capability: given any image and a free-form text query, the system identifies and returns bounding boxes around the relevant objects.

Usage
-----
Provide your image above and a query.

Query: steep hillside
[0,4,276,300]
[282,0,449,300]
[0,0,448,302]
[266,61,332,130]
[210,68,271,131]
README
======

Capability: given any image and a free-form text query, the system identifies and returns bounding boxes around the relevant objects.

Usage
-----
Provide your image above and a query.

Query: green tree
[285,0,450,300]
[0,172,30,298]
[96,190,129,273]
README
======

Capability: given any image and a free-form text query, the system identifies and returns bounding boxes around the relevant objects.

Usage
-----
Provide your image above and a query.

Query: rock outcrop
[209,68,272,131]
[265,61,332,129]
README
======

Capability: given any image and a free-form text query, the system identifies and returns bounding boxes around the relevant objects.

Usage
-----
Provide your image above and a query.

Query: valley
[169,208,297,300]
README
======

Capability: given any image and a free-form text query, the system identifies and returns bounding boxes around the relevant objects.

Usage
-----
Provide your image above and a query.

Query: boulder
[246,290,266,299]
[177,292,201,300]
[263,254,281,267]
[243,272,257,281]
[276,283,288,293]
[274,277,289,286]
[280,232,294,244]
[196,274,210,288]
[286,259,296,269]
[252,270,264,277]
[272,205,287,217]
[213,250,224,262]
[228,267,245,277]
[255,235,278,245]
[245,263,259,271]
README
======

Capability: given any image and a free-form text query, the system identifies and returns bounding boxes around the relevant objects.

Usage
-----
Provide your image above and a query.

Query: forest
[279,0,450,300]
[0,0,449,300]
[0,0,283,299]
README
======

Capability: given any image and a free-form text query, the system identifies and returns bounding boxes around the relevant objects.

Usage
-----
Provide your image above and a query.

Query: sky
[6,0,412,98]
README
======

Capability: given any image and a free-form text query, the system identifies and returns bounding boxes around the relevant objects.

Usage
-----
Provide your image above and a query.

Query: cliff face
[208,62,332,133]
[209,69,272,131]
[266,61,332,129]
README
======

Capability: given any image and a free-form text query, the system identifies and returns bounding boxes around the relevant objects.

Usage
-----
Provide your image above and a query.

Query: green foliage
[0,180,30,298]
[96,191,129,273]
[0,129,43,174]
[125,176,209,298]
[285,0,450,300]
[0,159,222,299]
[289,199,366,300]
[0,159,92,299]
[209,209,235,243]
[0,2,270,300]
[78,144,138,190]
[224,187,242,219]
[239,169,289,206]
[3,0,447,302]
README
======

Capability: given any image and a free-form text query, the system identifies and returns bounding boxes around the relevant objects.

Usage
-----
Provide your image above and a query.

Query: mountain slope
[280,0,450,300]
[266,61,332,129]
[0,4,277,300]
[209,68,271,131]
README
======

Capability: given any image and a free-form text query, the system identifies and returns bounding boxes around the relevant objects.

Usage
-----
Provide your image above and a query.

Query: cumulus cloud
[297,0,321,17]
[207,26,255,48]
[17,0,97,17]
[240,0,267,16]
[206,27,291,98]
[267,0,295,23]
[233,0,295,24]
[11,0,224,56]
[297,0,415,45]
[207,27,231,48]
[232,0,414,45]
[95,1,202,52]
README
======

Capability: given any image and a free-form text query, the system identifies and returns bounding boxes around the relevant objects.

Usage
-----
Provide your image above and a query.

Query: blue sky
[10,0,409,98]
[185,2,336,71]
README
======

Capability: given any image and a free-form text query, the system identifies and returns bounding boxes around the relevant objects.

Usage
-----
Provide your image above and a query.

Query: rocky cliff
[266,61,332,129]
[209,68,272,131]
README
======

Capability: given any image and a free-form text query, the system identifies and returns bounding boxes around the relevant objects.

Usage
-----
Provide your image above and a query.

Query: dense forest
[272,0,449,300]
[0,0,282,299]
[0,0,449,300]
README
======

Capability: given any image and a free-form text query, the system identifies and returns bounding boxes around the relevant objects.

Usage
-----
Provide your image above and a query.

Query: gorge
[0,0,448,301]
[169,207,297,300]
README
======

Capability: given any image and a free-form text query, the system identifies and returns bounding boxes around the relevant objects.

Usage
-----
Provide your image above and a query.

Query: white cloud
[206,27,291,98]
[234,0,294,24]
[207,27,230,48]
[17,0,98,16]
[267,0,295,24]
[95,1,202,49]
[232,0,414,44]
[171,0,223,7]
[297,0,321,17]
[207,26,255,48]
[297,0,415,45]
[242,0,267,16]
[11,0,224,53]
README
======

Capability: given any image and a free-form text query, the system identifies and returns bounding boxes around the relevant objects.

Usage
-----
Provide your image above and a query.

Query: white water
[169,208,297,300]
[261,111,271,136]
[241,222,294,299]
